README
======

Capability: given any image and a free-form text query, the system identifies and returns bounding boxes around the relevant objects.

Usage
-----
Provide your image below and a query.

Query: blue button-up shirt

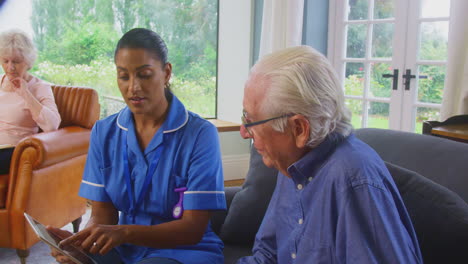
[238,134,422,264]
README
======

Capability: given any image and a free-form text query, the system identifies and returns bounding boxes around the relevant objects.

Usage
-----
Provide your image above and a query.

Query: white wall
[217,1,253,124]
[217,1,254,180]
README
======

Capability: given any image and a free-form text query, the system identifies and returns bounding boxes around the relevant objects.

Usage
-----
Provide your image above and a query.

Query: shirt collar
[116,93,189,155]
[116,93,189,134]
[287,133,347,184]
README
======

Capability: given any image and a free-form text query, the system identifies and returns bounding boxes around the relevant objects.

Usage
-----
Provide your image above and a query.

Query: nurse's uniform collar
[116,95,189,133]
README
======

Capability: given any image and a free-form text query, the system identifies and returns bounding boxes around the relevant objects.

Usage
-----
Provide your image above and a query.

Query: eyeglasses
[241,110,293,137]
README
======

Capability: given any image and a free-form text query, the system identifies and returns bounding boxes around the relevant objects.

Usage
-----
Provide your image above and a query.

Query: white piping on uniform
[116,110,128,131]
[164,109,189,133]
[82,180,105,188]
[184,191,225,194]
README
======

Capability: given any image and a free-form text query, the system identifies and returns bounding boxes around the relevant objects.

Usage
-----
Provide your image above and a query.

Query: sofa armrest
[211,186,242,235]
[225,186,242,207]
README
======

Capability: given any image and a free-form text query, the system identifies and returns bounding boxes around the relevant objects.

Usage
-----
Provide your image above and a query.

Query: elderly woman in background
[0,29,61,174]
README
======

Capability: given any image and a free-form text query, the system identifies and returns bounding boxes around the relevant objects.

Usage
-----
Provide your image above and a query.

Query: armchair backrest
[51,85,100,129]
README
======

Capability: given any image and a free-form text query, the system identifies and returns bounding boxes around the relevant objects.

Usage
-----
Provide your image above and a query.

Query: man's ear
[290,115,310,148]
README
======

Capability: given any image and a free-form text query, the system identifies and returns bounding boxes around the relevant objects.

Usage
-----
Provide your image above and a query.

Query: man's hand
[59,223,127,255]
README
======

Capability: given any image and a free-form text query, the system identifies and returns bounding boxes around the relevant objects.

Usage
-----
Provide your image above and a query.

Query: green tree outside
[28,0,218,118]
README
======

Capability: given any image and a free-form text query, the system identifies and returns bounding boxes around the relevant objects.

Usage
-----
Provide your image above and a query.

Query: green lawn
[351,115,423,133]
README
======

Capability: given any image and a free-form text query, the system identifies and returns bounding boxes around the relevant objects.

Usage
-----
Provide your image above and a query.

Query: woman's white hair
[0,29,37,69]
[251,45,352,148]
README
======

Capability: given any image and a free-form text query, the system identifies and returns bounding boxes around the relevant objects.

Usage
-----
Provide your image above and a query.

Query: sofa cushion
[220,147,278,245]
[355,128,468,203]
[385,162,468,264]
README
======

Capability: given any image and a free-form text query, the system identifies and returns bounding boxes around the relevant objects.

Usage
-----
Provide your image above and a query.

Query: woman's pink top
[0,74,61,145]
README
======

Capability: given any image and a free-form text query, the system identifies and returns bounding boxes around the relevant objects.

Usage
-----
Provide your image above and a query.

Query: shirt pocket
[99,165,130,212]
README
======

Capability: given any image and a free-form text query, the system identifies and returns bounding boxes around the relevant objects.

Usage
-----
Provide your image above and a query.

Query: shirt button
[298,218,303,225]
[308,177,313,182]
[297,184,303,190]
[291,253,297,259]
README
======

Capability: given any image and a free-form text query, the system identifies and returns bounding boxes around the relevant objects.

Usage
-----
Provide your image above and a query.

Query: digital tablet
[24,212,96,264]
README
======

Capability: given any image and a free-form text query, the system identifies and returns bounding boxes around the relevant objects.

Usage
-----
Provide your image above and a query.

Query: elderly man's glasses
[241,111,293,137]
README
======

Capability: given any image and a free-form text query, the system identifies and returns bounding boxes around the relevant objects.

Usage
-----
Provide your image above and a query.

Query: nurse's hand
[46,226,75,264]
[59,223,126,255]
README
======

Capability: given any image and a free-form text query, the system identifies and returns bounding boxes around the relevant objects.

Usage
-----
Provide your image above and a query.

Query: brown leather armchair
[0,85,100,263]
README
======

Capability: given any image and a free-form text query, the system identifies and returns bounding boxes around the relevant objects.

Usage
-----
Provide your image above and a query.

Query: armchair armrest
[7,126,90,207]
[6,126,91,248]
[11,126,91,170]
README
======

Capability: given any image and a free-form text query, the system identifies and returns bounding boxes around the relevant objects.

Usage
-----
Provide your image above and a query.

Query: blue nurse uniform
[79,94,226,264]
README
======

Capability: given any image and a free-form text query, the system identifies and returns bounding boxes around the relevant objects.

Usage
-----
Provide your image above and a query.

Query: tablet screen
[24,213,96,264]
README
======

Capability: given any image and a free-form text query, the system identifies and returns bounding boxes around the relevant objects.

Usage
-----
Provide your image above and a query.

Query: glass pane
[419,21,449,60]
[415,107,440,133]
[370,63,392,98]
[421,0,450,18]
[347,0,368,20]
[368,102,389,129]
[346,24,367,58]
[101,95,127,117]
[371,23,393,58]
[0,0,219,119]
[417,65,446,104]
[374,0,394,19]
[346,99,363,129]
[345,62,365,96]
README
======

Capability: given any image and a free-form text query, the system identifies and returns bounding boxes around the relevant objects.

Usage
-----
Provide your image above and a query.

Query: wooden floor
[224,179,245,187]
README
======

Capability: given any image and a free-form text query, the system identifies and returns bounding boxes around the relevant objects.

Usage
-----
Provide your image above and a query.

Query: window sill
[207,119,241,132]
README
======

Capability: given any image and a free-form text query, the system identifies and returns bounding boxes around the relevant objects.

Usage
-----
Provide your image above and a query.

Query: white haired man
[237,46,422,263]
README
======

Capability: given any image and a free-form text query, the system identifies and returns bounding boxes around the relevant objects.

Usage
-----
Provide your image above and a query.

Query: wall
[217,1,253,180]
[216,0,330,181]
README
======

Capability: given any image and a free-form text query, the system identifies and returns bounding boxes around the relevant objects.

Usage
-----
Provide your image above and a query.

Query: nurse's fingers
[87,237,104,255]
[79,231,102,252]
[46,226,73,240]
[99,239,114,255]
[59,228,90,249]
[56,255,75,264]
[50,248,74,264]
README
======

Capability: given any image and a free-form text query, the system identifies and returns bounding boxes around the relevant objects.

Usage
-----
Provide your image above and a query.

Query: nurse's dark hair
[114,28,168,66]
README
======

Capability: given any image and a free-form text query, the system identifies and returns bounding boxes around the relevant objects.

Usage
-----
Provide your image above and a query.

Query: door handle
[382,69,399,90]
[402,69,416,90]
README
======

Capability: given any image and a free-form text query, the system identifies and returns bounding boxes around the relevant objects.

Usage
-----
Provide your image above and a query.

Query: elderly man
[237,46,422,263]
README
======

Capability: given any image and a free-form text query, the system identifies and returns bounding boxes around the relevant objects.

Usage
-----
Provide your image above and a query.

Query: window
[329,0,450,132]
[0,0,219,118]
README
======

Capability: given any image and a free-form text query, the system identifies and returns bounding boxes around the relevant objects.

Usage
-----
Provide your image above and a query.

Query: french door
[329,0,451,132]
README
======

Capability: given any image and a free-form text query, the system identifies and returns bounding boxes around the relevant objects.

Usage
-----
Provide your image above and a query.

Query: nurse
[49,28,226,264]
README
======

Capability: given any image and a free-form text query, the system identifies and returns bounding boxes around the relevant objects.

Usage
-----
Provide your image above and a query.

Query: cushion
[355,128,468,203]
[385,162,468,264]
[220,146,278,245]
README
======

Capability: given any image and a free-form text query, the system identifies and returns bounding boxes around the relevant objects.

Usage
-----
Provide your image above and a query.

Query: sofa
[212,128,468,264]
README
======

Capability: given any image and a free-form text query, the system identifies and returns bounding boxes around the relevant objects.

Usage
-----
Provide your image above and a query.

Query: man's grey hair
[251,45,352,148]
[0,29,37,70]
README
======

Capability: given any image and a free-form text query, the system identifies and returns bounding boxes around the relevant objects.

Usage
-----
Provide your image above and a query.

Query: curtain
[259,0,304,58]
[440,0,468,120]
